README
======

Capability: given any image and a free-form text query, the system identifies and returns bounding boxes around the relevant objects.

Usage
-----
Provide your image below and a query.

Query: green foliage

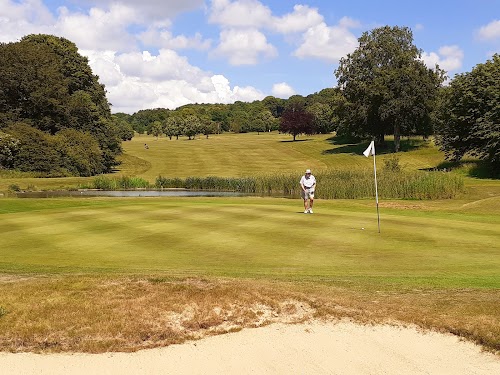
[53,128,104,176]
[5,123,63,174]
[2,123,108,176]
[383,154,403,172]
[335,26,445,151]
[307,102,334,134]
[434,54,500,171]
[8,184,21,192]
[0,306,7,318]
[0,131,19,168]
[91,175,150,190]
[149,121,163,138]
[112,115,134,141]
[0,34,122,175]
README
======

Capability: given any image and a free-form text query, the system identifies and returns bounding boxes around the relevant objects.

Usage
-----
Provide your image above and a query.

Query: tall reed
[156,170,464,200]
[89,176,150,190]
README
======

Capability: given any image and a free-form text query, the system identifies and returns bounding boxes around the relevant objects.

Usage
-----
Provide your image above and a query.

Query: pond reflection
[16,190,248,198]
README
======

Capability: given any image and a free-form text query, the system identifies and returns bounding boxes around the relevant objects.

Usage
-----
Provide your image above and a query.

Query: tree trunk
[394,123,401,152]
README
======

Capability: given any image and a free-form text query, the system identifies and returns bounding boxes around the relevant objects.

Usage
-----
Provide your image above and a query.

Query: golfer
[300,169,316,214]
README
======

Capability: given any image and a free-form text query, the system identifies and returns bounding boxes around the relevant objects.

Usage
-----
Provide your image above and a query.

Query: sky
[1,0,499,114]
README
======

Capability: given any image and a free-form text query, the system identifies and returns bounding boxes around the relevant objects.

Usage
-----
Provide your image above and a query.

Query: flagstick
[372,151,381,233]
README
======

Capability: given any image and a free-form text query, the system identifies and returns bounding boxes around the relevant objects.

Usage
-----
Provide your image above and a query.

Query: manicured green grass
[1,197,498,288]
[1,132,499,353]
[0,132,452,192]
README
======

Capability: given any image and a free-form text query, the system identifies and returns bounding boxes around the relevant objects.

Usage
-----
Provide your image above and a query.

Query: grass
[0,196,499,353]
[0,132,499,354]
[0,133,457,192]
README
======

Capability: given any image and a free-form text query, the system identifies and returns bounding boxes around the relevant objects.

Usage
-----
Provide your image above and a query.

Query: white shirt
[300,174,316,189]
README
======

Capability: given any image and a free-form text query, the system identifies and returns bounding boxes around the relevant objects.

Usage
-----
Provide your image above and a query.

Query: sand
[1,321,499,375]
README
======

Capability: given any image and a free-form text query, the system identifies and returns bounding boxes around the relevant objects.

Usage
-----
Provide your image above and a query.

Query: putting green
[1,197,498,288]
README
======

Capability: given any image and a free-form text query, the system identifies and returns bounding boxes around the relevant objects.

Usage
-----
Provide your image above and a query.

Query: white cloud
[272,5,323,34]
[477,19,500,40]
[55,5,137,52]
[208,1,323,34]
[293,19,359,62]
[83,50,264,113]
[0,0,55,42]
[208,0,271,28]
[213,28,277,65]
[271,82,295,98]
[422,45,464,73]
[80,0,205,21]
[139,28,212,50]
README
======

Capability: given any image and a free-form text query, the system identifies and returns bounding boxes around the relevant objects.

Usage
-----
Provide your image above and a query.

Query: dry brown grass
[0,275,498,355]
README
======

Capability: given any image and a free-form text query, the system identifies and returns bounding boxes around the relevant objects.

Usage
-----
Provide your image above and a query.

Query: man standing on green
[300,169,316,214]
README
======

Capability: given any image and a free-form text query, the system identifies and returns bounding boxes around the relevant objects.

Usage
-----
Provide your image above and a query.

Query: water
[16,190,248,198]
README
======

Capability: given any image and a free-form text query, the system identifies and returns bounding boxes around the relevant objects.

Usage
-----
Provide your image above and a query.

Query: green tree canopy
[335,26,445,151]
[0,34,122,175]
[434,54,500,171]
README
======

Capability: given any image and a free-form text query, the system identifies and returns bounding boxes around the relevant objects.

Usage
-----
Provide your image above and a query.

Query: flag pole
[363,140,381,233]
[372,148,381,233]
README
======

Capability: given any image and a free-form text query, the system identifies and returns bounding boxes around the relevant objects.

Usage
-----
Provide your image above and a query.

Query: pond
[16,190,249,198]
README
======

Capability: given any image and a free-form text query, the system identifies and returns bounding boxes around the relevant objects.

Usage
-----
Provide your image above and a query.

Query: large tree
[335,26,445,151]
[279,103,315,141]
[0,34,122,175]
[433,54,500,170]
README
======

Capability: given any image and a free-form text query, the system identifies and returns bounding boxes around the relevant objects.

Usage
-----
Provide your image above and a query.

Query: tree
[307,102,334,134]
[183,115,201,140]
[0,41,70,133]
[53,128,104,176]
[149,121,163,139]
[262,96,285,118]
[279,104,315,141]
[335,26,445,151]
[0,34,122,174]
[4,123,61,174]
[253,110,277,134]
[434,54,500,170]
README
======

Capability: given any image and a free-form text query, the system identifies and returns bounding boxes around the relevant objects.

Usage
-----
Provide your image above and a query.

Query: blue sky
[1,0,499,113]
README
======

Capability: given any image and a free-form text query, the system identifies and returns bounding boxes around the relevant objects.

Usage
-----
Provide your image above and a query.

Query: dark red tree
[279,105,315,141]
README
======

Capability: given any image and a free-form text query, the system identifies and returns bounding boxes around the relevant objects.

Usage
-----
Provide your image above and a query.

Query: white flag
[363,141,375,157]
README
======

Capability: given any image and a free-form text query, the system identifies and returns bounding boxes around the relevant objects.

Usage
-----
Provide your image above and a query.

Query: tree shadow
[280,139,310,143]
[322,136,428,155]
[421,159,499,179]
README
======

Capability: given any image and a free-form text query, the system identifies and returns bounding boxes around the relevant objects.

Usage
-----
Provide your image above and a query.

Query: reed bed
[155,170,464,200]
[84,171,464,199]
[85,175,151,190]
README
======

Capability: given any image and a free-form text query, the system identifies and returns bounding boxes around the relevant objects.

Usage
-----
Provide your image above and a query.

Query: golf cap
[305,169,311,174]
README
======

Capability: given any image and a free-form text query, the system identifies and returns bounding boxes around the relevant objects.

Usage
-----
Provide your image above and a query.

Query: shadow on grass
[322,136,429,156]
[280,139,310,143]
[421,159,500,179]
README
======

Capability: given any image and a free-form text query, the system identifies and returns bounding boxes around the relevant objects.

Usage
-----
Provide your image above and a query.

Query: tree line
[1,27,498,177]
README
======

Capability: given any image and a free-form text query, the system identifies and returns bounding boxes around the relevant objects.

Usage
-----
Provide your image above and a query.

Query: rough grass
[0,276,498,354]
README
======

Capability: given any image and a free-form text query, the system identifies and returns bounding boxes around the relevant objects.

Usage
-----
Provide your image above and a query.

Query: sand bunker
[1,321,499,374]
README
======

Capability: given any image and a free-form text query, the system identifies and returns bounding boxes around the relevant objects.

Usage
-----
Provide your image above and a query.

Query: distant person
[144,143,149,149]
[300,169,316,214]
